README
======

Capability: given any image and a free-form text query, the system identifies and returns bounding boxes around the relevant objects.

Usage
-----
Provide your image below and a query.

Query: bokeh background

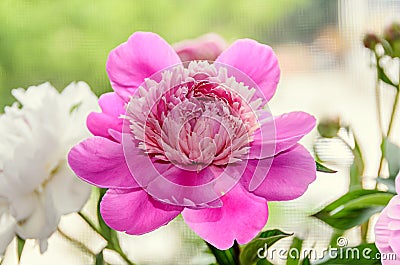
[1,0,400,264]
[0,0,337,109]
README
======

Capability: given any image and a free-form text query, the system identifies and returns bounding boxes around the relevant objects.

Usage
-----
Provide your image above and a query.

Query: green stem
[337,134,364,189]
[206,241,240,265]
[57,227,95,256]
[375,54,400,188]
[376,82,400,189]
[232,241,241,265]
[374,53,385,189]
[109,238,134,265]
[78,212,135,265]
[360,221,369,244]
[387,88,400,137]
[95,252,105,265]
[336,135,352,151]
[375,157,385,190]
[374,53,384,136]
[329,229,344,247]
[16,235,25,264]
[78,212,100,235]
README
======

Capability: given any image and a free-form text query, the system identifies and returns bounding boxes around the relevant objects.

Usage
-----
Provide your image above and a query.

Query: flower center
[126,62,262,170]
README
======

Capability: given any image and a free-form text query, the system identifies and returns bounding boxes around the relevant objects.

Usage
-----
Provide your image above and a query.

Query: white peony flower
[0,82,99,254]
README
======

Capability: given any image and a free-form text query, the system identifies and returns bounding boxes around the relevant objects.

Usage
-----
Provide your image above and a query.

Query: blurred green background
[0,0,337,110]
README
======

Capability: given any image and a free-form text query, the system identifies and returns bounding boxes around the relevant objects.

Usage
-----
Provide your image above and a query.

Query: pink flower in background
[375,174,400,264]
[173,33,227,61]
[68,32,317,249]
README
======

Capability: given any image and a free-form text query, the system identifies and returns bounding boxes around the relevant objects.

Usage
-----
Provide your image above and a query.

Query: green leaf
[17,236,25,262]
[95,251,105,265]
[377,60,397,87]
[317,118,340,138]
[329,229,345,248]
[286,237,304,265]
[240,229,293,265]
[380,39,394,58]
[382,138,400,179]
[349,164,362,191]
[349,134,364,191]
[316,161,337,173]
[69,101,82,114]
[206,242,239,265]
[109,229,123,254]
[97,188,111,242]
[315,243,381,264]
[312,190,394,230]
[94,188,135,265]
[300,256,311,265]
[257,259,274,265]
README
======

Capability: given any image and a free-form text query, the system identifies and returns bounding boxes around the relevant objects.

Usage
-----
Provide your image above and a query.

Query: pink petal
[100,188,183,234]
[396,172,400,194]
[382,258,400,265]
[173,33,227,62]
[182,183,268,250]
[384,196,400,257]
[98,92,126,117]
[215,39,280,101]
[375,205,400,264]
[243,144,316,201]
[87,92,125,139]
[389,230,400,257]
[145,165,224,208]
[387,196,400,220]
[375,207,394,254]
[249,111,316,158]
[122,135,225,207]
[68,136,138,189]
[273,112,316,150]
[106,32,182,101]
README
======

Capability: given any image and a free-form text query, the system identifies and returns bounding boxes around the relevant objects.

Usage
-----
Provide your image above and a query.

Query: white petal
[9,193,36,221]
[0,212,16,255]
[11,82,58,108]
[45,162,91,215]
[39,239,48,254]
[0,81,98,246]
[15,192,59,241]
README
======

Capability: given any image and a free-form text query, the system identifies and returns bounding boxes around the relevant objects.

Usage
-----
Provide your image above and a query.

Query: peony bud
[317,117,340,138]
[363,33,381,50]
[383,22,400,57]
[173,33,227,62]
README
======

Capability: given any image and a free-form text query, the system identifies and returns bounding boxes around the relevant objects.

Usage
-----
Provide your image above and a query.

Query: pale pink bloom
[375,174,400,264]
[68,32,316,249]
[173,33,227,61]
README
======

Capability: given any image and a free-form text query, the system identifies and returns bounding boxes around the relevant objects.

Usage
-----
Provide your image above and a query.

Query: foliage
[307,21,400,264]
[0,0,314,110]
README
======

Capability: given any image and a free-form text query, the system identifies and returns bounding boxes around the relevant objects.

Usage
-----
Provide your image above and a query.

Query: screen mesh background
[1,1,400,264]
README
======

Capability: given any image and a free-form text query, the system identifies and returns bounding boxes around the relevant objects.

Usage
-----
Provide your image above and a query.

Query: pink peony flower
[68,32,317,249]
[375,174,400,264]
[173,33,227,62]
